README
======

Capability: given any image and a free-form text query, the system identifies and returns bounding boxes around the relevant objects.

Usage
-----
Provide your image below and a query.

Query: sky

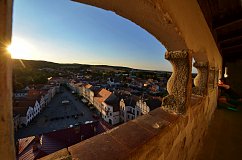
[11,0,173,71]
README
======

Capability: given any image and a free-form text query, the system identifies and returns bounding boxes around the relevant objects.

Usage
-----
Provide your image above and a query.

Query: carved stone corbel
[192,61,209,96]
[162,50,192,114]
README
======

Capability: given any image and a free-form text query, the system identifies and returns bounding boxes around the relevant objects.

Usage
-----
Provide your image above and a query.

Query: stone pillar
[0,0,15,159]
[162,50,192,114]
[192,61,209,96]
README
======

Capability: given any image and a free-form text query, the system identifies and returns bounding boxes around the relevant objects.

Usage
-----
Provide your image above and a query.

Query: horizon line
[13,58,172,73]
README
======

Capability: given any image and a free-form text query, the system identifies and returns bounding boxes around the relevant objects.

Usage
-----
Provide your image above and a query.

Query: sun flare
[7,37,35,59]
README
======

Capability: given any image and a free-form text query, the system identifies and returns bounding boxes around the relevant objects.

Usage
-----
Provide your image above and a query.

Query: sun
[7,37,35,59]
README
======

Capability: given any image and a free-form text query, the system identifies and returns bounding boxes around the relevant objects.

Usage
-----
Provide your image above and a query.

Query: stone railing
[192,61,209,96]
[162,50,192,114]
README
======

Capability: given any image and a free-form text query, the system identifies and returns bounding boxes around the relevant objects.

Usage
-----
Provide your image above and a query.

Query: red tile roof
[17,122,101,160]
[84,84,92,89]
[18,136,35,154]
[94,89,112,104]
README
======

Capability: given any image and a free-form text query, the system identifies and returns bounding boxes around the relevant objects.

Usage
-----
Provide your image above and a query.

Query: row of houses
[67,81,163,125]
[68,81,120,125]
[13,85,59,130]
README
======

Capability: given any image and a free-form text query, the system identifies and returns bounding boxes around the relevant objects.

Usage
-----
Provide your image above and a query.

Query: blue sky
[12,0,172,71]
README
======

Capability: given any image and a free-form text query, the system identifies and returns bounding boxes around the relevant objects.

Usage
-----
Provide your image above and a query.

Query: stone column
[192,61,209,96]
[0,0,15,159]
[162,50,192,114]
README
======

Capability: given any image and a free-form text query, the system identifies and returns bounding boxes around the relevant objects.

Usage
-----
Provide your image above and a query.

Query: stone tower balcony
[1,0,242,160]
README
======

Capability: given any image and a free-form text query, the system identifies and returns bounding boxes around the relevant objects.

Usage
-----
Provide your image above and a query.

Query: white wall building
[120,97,162,123]
[120,96,140,123]
[14,90,28,98]
[13,100,36,126]
[33,100,41,117]
[93,89,120,125]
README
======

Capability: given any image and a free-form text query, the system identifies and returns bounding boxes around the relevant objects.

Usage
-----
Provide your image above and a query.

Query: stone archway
[73,0,187,51]
[73,0,222,65]
[0,0,223,159]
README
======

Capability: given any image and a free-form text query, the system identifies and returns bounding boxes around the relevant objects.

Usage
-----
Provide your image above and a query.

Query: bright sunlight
[7,37,35,59]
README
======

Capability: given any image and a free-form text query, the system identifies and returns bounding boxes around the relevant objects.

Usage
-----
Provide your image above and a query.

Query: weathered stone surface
[192,61,209,96]
[68,132,130,160]
[162,50,192,114]
[0,0,14,159]
[38,148,71,160]
[133,107,178,135]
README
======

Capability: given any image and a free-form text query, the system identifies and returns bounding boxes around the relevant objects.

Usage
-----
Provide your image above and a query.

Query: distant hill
[12,59,168,73]
[13,59,59,69]
[12,59,131,70]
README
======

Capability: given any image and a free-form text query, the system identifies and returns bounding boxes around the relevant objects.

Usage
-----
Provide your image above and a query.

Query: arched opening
[11,0,186,154]
[1,0,223,159]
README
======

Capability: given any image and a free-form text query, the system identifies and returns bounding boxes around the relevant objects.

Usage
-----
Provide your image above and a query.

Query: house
[78,83,86,96]
[73,82,83,95]
[42,90,50,106]
[93,89,112,113]
[47,85,56,98]
[120,96,139,123]
[136,97,162,115]
[93,89,120,125]
[14,90,28,98]
[39,95,45,110]
[13,114,20,131]
[32,100,41,117]
[120,96,162,123]
[29,85,53,105]
[104,97,120,125]
[27,89,46,111]
[83,84,92,101]
[13,100,36,126]
[89,86,101,105]
[107,77,120,87]
[48,77,66,91]
[41,85,57,103]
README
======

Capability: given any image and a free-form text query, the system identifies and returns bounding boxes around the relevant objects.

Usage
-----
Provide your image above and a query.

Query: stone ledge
[38,148,71,160]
